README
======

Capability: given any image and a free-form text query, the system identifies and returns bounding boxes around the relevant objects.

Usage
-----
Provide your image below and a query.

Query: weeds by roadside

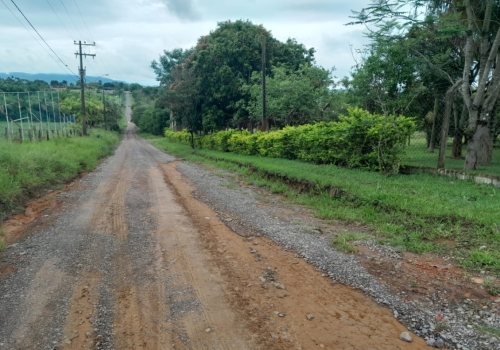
[331,233,368,253]
[0,130,120,221]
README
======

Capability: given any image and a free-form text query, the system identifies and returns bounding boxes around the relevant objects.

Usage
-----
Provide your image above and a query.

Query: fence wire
[1,91,77,141]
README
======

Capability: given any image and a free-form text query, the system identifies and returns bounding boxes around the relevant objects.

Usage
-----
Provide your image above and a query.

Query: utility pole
[74,41,96,136]
[102,88,107,130]
[261,37,267,131]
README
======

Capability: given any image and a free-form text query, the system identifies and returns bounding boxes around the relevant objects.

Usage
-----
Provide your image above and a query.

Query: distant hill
[0,72,121,84]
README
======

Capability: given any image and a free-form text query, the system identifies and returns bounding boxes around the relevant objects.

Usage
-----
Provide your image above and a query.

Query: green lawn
[405,132,500,176]
[144,134,500,275]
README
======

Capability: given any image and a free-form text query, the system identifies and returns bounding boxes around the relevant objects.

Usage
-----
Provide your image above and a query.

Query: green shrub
[165,108,415,172]
[227,131,261,155]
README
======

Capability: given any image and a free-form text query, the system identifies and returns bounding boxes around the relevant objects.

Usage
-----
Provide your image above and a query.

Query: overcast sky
[0,0,371,85]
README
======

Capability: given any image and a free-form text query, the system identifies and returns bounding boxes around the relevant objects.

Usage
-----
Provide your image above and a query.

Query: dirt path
[0,92,429,349]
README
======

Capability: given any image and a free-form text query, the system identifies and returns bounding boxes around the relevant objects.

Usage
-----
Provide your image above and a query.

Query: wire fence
[1,91,79,142]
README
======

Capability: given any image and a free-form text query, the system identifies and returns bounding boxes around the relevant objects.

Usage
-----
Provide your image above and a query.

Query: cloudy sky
[0,0,371,85]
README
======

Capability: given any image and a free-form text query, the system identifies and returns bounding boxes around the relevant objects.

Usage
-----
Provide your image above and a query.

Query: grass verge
[0,129,120,221]
[144,134,500,274]
[331,233,369,253]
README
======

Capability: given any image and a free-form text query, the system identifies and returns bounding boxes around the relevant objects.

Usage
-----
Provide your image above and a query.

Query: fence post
[47,130,50,141]
[5,127,8,141]
[38,127,42,141]
[18,129,22,143]
[28,128,33,142]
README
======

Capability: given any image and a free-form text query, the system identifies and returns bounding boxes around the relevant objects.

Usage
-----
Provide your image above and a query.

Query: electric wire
[58,0,83,39]
[72,0,109,75]
[9,0,78,78]
[1,0,77,77]
[72,0,94,42]
[45,0,74,40]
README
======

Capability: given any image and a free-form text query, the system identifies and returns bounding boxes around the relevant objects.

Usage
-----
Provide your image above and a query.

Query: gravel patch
[176,160,499,350]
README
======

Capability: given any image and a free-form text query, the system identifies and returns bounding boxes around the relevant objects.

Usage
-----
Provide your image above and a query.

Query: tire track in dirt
[149,164,253,349]
[58,141,135,349]
[159,161,431,349]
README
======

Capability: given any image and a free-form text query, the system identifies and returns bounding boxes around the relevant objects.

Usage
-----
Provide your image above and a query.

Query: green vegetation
[483,278,500,296]
[331,233,368,253]
[166,107,415,172]
[347,1,500,170]
[145,135,500,274]
[0,130,120,221]
[405,134,500,175]
[139,14,500,175]
[476,326,500,337]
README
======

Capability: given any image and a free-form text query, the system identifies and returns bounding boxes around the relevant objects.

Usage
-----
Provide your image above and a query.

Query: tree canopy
[348,0,500,169]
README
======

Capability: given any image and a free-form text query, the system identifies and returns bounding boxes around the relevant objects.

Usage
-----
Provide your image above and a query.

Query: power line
[72,0,94,42]
[45,0,74,40]
[9,0,78,78]
[72,0,109,75]
[59,0,83,39]
[1,0,76,77]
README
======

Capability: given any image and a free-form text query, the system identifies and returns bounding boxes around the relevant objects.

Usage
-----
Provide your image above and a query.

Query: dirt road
[0,92,429,349]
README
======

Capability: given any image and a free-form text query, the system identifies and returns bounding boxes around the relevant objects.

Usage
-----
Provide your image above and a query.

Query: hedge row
[165,107,415,172]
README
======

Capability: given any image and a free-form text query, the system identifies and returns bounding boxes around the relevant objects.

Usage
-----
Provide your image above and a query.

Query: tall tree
[350,0,500,169]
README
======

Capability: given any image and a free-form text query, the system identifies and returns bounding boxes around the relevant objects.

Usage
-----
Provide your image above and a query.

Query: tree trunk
[464,121,493,169]
[428,97,439,153]
[451,104,467,159]
[438,80,462,168]
[190,130,195,149]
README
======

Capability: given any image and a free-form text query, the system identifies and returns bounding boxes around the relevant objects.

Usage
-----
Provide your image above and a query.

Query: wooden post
[5,127,8,141]
[47,130,50,141]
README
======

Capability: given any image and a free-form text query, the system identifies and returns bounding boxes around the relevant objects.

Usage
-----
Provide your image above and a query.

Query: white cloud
[0,0,371,85]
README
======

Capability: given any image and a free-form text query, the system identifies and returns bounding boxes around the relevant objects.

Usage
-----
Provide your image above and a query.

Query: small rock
[467,325,473,329]
[205,216,210,220]
[426,339,436,347]
[258,276,266,282]
[280,327,288,332]
[395,262,402,269]
[479,245,487,250]
[471,277,484,284]
[306,314,314,321]
[399,332,412,343]
[205,328,211,333]
[278,313,286,317]
[435,338,444,348]
[270,333,279,340]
